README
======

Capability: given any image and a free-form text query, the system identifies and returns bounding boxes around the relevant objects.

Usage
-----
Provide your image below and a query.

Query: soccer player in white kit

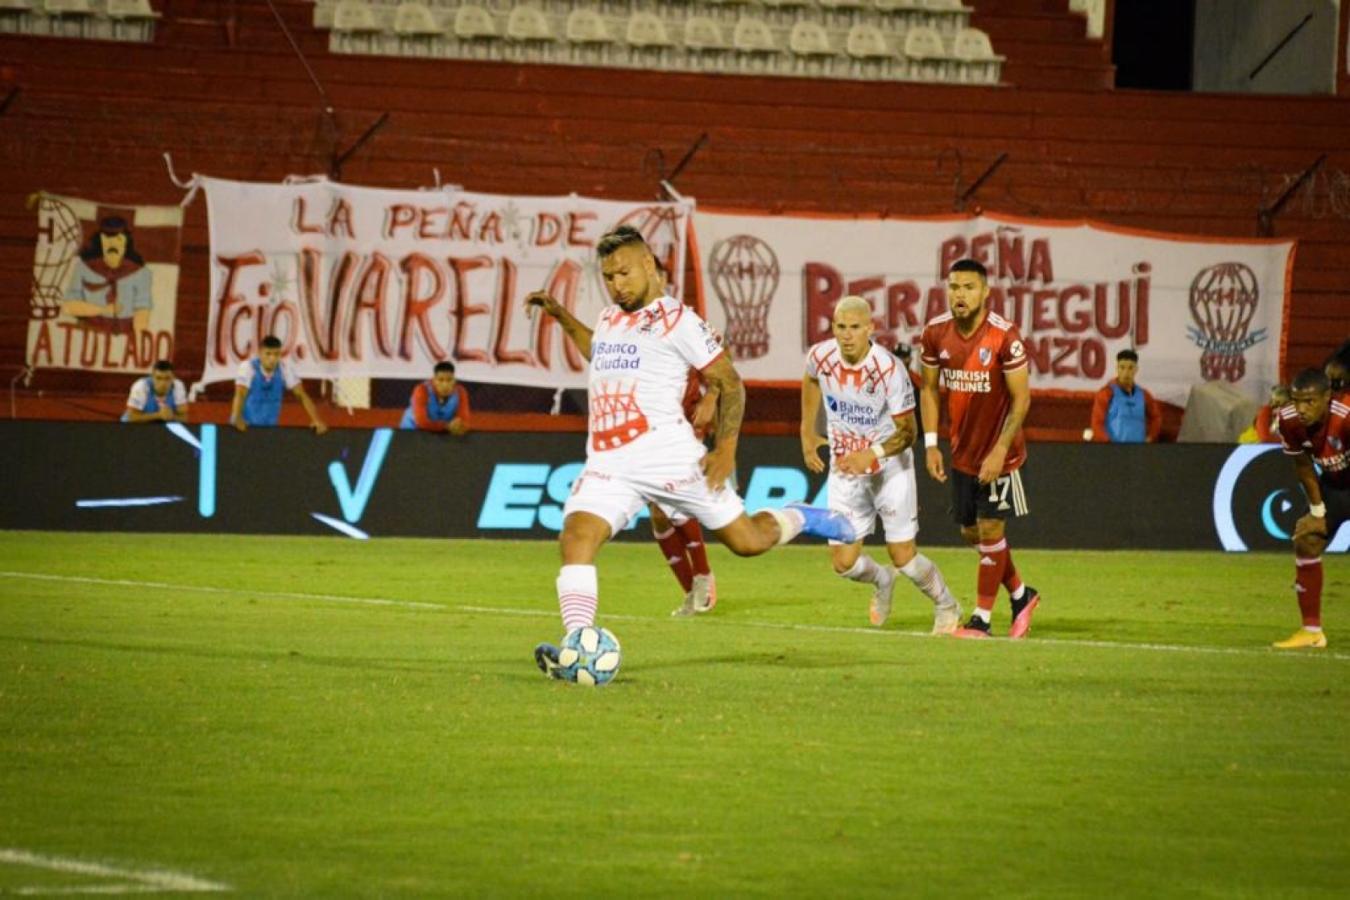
[525,226,855,680]
[801,297,962,634]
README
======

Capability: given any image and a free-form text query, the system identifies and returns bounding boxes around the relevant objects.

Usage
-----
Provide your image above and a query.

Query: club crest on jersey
[979,347,992,366]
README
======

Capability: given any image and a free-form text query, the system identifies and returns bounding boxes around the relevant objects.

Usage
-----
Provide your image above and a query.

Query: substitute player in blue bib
[400,361,471,435]
[122,360,188,424]
[230,336,327,433]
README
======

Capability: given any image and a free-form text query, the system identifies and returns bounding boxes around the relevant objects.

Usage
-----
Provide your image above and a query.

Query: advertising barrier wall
[5,422,1344,552]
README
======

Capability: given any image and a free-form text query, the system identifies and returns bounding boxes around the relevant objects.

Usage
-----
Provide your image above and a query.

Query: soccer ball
[558,626,622,686]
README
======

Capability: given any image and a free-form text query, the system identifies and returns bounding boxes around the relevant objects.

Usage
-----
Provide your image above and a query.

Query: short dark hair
[1116,349,1139,363]
[152,360,174,372]
[260,336,282,350]
[948,259,987,281]
[597,225,648,258]
[433,361,456,375]
[1291,367,1330,393]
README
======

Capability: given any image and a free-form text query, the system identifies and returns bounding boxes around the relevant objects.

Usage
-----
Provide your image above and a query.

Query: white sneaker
[690,573,717,613]
[869,567,897,627]
[932,596,963,635]
[671,591,696,617]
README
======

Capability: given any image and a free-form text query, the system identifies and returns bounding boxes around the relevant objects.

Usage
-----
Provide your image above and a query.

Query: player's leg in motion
[832,540,896,627]
[1275,515,1329,649]
[535,511,612,678]
[714,503,855,557]
[888,540,962,635]
[675,516,716,613]
[650,503,697,616]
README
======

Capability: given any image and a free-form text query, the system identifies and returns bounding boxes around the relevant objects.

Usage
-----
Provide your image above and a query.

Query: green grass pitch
[1,531,1347,897]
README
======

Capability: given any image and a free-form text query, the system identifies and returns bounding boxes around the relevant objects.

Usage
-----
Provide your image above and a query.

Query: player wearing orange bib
[919,259,1041,639]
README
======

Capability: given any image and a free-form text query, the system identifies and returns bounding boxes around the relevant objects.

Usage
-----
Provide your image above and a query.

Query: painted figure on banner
[61,217,153,346]
[25,193,182,375]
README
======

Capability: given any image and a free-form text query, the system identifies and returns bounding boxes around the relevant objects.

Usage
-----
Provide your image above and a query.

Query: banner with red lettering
[695,210,1295,405]
[26,192,182,374]
[198,177,691,389]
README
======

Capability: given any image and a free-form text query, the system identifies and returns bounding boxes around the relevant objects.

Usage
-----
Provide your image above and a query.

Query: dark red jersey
[1278,393,1350,490]
[920,310,1029,476]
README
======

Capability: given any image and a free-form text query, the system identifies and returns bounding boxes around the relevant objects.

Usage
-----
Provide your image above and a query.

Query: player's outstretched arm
[293,384,328,435]
[919,363,945,482]
[525,290,593,361]
[700,355,744,491]
[230,384,249,432]
[799,375,828,474]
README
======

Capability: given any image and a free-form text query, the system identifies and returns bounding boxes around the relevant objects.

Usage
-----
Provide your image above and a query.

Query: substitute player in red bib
[920,259,1041,639]
[525,226,854,679]
[1274,367,1350,649]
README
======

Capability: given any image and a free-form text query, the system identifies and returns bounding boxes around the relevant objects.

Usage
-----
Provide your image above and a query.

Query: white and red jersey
[587,294,724,456]
[806,339,915,476]
[1278,393,1350,490]
[920,310,1029,476]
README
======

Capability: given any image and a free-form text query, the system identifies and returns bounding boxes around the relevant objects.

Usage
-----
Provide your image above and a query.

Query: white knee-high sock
[840,555,886,585]
[557,564,598,632]
[898,553,956,606]
[761,507,805,545]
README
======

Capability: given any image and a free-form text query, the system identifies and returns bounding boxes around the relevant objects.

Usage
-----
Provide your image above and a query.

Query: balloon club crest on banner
[707,234,780,360]
[1186,262,1266,383]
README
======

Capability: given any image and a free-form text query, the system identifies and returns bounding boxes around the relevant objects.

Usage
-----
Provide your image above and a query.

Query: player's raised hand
[525,290,561,320]
[925,445,946,483]
[801,433,829,474]
[702,444,735,492]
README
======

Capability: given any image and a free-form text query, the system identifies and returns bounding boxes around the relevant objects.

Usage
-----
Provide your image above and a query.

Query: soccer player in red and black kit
[1274,367,1349,649]
[919,259,1041,639]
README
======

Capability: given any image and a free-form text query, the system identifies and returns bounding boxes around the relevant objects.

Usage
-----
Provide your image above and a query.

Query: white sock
[763,507,805,545]
[973,607,992,624]
[840,556,885,586]
[556,564,598,632]
[898,553,955,606]
[1304,625,1324,633]
[1010,583,1026,601]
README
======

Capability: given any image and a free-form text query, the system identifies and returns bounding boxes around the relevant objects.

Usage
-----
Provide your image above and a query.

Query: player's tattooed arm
[525,291,593,360]
[979,365,1031,483]
[700,355,745,490]
[885,412,917,453]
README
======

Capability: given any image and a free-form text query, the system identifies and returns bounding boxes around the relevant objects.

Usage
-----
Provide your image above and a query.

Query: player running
[1273,366,1349,649]
[526,226,854,679]
[801,296,962,633]
[919,259,1041,639]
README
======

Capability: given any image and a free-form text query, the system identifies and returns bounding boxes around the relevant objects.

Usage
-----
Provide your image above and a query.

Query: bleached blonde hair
[833,295,872,321]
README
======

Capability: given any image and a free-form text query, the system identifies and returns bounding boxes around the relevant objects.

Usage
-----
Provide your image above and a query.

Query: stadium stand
[0,0,1346,439]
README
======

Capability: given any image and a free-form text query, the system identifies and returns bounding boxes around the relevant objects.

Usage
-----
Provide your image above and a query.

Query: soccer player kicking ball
[1273,367,1349,649]
[801,297,962,633]
[525,226,855,680]
[919,259,1041,639]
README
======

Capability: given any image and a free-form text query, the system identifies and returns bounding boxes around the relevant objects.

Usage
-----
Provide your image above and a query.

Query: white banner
[695,210,1295,406]
[199,177,691,389]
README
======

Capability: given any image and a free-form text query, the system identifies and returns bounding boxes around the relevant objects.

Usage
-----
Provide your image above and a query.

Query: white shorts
[827,455,919,545]
[565,441,745,537]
